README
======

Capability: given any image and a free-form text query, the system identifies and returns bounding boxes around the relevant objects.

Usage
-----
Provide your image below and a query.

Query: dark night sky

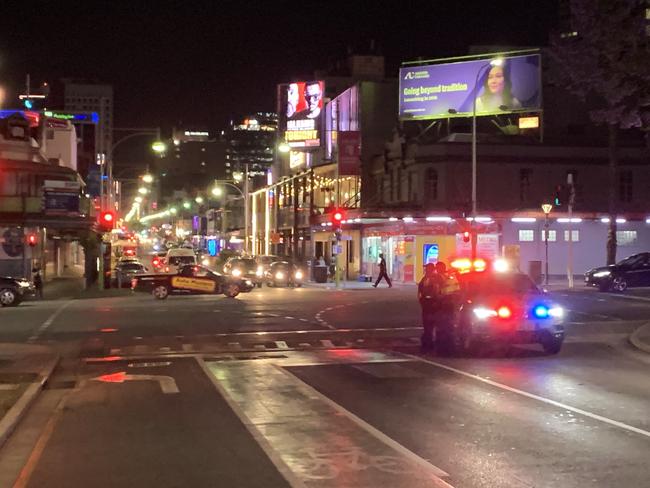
[1,0,559,133]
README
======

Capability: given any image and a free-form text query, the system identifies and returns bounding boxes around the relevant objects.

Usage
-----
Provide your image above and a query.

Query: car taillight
[131,278,138,288]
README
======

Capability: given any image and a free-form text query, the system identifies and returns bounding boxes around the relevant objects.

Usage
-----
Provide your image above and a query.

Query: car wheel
[152,285,169,300]
[224,284,240,298]
[612,277,627,292]
[540,332,563,354]
[0,288,19,307]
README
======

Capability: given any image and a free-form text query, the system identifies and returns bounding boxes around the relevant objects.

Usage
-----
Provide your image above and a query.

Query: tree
[548,0,650,264]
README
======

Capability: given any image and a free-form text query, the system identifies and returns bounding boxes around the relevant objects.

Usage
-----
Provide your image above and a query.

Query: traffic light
[462,231,471,243]
[99,211,116,232]
[330,208,346,229]
[26,234,37,247]
[554,185,563,206]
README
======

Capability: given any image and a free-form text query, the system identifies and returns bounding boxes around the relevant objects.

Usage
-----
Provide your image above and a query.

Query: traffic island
[629,322,650,354]
[0,344,59,449]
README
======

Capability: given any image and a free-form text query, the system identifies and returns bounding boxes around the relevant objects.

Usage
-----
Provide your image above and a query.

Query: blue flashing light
[532,305,549,319]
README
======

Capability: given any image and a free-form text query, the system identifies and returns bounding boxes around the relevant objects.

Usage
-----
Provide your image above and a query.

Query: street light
[542,203,553,285]
[142,174,154,184]
[195,196,204,204]
[138,187,148,195]
[278,142,290,153]
[211,186,223,197]
[169,207,177,214]
[134,196,143,203]
[182,201,191,209]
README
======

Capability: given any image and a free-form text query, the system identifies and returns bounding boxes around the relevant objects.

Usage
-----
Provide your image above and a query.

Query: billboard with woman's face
[399,53,541,120]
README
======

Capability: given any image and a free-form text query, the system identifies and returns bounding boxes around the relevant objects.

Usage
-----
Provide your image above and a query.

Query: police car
[132,264,254,300]
[437,258,565,355]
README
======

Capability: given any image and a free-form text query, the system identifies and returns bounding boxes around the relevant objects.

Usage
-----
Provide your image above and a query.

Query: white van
[164,248,197,274]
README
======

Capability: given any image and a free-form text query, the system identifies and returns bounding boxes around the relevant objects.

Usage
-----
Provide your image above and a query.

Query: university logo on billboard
[399,53,541,120]
[283,81,324,148]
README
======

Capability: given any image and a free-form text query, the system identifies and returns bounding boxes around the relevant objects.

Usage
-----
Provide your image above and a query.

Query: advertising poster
[337,131,361,175]
[455,233,499,258]
[399,54,541,120]
[283,81,324,148]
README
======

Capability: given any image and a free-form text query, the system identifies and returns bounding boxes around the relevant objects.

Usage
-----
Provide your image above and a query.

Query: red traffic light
[99,211,116,231]
[462,231,471,243]
[330,208,346,228]
[333,211,343,221]
[26,234,37,247]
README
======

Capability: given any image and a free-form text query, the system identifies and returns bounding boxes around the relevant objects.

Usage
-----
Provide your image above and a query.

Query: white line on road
[407,354,650,439]
[26,300,74,343]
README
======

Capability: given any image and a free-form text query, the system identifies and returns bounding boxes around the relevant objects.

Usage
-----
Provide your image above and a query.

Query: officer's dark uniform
[418,263,445,350]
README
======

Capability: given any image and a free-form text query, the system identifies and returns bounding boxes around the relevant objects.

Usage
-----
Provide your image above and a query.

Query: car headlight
[18,281,31,288]
[256,266,264,277]
[245,280,252,286]
[295,270,303,280]
[593,271,611,278]
[232,268,242,277]
[548,306,564,318]
[275,271,284,280]
[202,258,210,266]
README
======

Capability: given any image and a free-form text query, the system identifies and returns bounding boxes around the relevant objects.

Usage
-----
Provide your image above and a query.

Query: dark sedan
[0,276,35,307]
[264,261,305,287]
[585,253,650,292]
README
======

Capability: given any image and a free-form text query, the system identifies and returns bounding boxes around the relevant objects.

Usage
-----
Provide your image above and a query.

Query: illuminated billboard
[283,81,324,148]
[399,53,541,120]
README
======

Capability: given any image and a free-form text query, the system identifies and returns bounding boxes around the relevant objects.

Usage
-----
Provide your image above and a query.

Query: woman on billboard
[475,61,522,113]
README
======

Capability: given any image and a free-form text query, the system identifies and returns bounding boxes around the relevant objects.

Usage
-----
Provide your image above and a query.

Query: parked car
[0,276,35,307]
[113,262,148,288]
[584,252,650,292]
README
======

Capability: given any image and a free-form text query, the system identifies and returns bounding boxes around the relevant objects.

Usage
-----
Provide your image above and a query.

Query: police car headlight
[275,272,284,280]
[473,307,497,320]
[232,268,242,277]
[593,270,611,278]
[295,270,303,280]
[548,306,564,318]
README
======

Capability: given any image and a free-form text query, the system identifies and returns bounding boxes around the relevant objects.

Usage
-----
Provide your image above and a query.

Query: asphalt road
[0,284,648,487]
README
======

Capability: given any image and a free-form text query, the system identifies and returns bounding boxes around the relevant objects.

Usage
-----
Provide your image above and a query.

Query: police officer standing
[418,262,445,351]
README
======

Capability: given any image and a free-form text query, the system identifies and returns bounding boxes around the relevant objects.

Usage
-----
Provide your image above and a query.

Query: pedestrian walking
[373,253,392,288]
[32,268,43,300]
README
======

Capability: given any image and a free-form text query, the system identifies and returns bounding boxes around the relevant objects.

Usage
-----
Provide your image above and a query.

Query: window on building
[425,168,438,202]
[519,168,533,203]
[540,230,557,242]
[518,230,534,242]
[617,230,638,246]
[564,230,580,242]
[619,170,633,203]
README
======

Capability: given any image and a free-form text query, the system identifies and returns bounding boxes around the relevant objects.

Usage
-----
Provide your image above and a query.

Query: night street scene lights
[195,196,204,204]
[151,141,167,154]
[542,203,553,285]
[211,186,223,197]
[142,173,154,184]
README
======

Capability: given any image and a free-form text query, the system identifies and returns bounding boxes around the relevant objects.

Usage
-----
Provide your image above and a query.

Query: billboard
[283,81,324,148]
[399,53,541,120]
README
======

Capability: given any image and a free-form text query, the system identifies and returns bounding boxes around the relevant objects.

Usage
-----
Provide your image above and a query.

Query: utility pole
[335,160,341,289]
[567,173,575,288]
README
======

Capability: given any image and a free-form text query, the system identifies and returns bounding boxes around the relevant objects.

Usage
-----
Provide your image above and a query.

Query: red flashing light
[99,211,116,232]
[26,234,37,247]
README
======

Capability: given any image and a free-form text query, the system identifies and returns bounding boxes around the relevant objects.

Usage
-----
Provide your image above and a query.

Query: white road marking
[407,354,650,439]
[275,341,289,349]
[26,300,74,343]
[320,339,335,348]
[284,316,295,320]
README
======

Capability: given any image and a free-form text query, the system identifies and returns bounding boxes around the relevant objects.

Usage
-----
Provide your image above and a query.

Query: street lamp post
[542,203,553,285]
[211,177,249,253]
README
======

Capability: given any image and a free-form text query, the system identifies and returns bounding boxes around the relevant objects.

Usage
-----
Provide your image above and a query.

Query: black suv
[0,276,35,307]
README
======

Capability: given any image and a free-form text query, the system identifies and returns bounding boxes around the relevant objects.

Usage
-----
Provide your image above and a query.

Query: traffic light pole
[335,161,340,289]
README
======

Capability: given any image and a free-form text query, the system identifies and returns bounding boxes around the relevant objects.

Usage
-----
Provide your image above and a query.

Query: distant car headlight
[232,268,242,277]
[295,270,303,280]
[593,271,611,278]
[245,280,253,286]
[202,258,210,266]
[275,271,284,280]
[256,266,264,277]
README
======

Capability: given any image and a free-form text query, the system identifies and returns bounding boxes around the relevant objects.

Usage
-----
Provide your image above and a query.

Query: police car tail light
[295,270,303,280]
[473,307,498,320]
